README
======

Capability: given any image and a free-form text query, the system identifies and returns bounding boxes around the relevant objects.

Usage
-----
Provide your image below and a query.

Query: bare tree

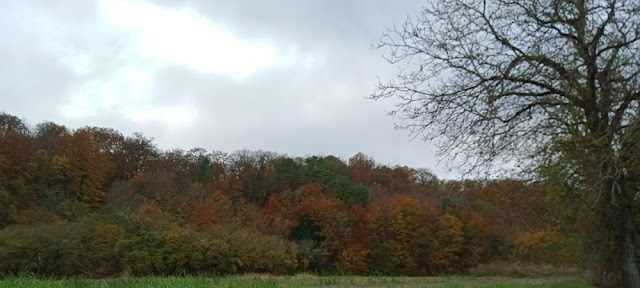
[370,1,640,287]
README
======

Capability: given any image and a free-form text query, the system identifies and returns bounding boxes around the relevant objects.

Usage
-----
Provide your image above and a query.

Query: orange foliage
[189,201,217,229]
[264,194,282,224]
[348,152,375,185]
[53,130,110,207]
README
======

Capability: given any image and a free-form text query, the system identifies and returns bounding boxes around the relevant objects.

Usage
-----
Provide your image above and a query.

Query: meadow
[0,275,593,288]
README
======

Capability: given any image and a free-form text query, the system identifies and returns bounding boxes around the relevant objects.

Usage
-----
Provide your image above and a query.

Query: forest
[0,112,578,277]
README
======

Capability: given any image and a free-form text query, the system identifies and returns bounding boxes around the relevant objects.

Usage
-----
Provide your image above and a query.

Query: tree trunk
[621,204,640,288]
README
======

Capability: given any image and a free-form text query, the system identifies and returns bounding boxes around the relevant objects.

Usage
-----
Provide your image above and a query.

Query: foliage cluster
[0,113,575,277]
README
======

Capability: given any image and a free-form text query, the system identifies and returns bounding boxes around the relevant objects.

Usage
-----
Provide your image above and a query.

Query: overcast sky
[0,0,458,178]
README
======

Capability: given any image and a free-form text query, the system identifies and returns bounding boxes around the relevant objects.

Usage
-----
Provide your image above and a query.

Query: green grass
[0,275,594,288]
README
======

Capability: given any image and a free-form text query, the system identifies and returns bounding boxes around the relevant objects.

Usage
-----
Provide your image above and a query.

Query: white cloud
[100,0,280,80]
[122,104,199,128]
[61,95,97,118]
[60,66,154,118]
[26,0,319,128]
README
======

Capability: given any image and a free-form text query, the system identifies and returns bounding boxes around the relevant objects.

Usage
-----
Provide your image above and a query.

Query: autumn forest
[0,112,576,277]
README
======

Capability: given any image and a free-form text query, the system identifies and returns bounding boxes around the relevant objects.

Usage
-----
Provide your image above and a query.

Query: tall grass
[0,275,594,288]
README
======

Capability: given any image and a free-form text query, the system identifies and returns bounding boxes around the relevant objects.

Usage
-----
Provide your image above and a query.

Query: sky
[0,0,458,178]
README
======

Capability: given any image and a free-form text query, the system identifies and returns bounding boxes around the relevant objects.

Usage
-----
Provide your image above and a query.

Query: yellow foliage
[431,213,464,272]
[336,245,369,273]
[510,230,576,265]
[388,195,424,271]
[51,155,70,181]
[210,190,233,221]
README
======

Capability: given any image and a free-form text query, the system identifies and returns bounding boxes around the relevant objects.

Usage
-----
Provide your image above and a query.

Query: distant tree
[53,130,110,209]
[229,150,278,205]
[0,113,34,225]
[371,1,640,286]
[270,158,305,192]
[81,127,125,182]
[33,122,70,151]
[348,152,375,185]
[290,214,323,243]
[388,195,432,273]
[324,155,350,177]
[304,156,338,189]
[81,126,124,155]
[121,132,158,179]
[411,168,437,186]
[0,112,29,137]
[196,156,212,184]
[432,213,464,273]
[334,179,370,207]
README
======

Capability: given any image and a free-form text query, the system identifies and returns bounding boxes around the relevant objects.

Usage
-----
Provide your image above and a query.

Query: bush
[510,230,578,265]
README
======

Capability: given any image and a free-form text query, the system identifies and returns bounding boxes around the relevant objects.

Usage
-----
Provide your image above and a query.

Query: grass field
[0,275,594,288]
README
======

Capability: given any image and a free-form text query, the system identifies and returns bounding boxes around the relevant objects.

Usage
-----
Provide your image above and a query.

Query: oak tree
[371,1,640,286]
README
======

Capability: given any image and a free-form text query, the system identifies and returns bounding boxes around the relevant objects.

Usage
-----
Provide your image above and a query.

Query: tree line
[0,112,575,277]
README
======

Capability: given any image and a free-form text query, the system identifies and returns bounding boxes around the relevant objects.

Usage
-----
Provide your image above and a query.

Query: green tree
[371,1,640,286]
[196,155,212,184]
[304,156,338,189]
[290,214,323,243]
[270,157,305,191]
[334,180,369,207]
